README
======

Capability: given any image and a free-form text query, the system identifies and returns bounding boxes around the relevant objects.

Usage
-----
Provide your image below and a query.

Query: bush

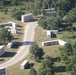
[11,8,24,20]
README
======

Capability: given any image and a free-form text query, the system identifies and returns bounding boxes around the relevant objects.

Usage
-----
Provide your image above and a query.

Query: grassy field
[6,25,72,75]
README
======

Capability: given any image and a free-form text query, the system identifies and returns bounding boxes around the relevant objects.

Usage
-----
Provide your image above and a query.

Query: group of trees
[59,42,76,75]
[37,0,76,30]
[38,15,61,30]
[34,0,76,15]
[29,55,54,75]
[38,56,53,75]
[11,8,25,20]
[0,28,12,44]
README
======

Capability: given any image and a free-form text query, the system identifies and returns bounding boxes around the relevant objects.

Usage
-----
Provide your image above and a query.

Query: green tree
[66,7,76,23]
[41,55,53,68]
[11,0,18,5]
[11,8,24,20]
[47,16,61,30]
[29,43,43,61]
[66,62,73,71]
[38,16,47,29]
[29,68,37,75]
[38,56,53,75]
[71,67,76,75]
[39,67,52,75]
[0,28,12,44]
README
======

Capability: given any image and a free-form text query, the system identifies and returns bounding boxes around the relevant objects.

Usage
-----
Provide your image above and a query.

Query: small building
[42,40,59,46]
[43,8,56,18]
[0,67,6,75]
[21,13,33,22]
[47,30,58,38]
[42,40,67,46]
[0,46,5,56]
[21,60,29,69]
[7,42,13,48]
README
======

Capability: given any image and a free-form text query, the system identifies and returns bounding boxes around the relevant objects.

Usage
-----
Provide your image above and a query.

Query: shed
[43,8,56,17]
[7,42,13,48]
[21,60,29,69]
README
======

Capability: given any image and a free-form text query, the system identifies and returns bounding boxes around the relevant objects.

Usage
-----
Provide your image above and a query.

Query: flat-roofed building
[21,60,29,69]
[47,30,58,38]
[43,8,56,18]
[7,42,13,48]
[0,46,5,56]
[21,13,33,22]
[42,40,67,46]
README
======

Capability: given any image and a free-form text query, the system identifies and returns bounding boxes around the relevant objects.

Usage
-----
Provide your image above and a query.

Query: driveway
[0,21,38,68]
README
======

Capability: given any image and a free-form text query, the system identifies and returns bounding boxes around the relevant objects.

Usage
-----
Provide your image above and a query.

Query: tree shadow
[1,52,16,57]
[17,29,22,31]
[25,63,34,69]
[21,41,35,46]
[59,23,70,32]
[17,31,23,34]
[52,57,60,62]
[52,66,66,72]
[13,38,19,40]
[17,25,22,27]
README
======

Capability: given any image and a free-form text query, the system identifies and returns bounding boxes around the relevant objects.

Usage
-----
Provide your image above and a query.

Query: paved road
[0,21,38,68]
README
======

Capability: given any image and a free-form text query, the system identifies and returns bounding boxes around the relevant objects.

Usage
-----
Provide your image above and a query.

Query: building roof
[21,60,29,66]
[22,13,33,17]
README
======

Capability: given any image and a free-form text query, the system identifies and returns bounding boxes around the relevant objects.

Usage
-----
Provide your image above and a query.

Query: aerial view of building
[0,0,76,75]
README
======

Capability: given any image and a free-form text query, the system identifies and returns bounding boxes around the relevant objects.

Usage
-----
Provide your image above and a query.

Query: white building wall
[21,13,33,22]
[0,46,5,56]
[42,40,67,46]
[21,60,29,69]
[7,42,13,48]
[58,40,67,46]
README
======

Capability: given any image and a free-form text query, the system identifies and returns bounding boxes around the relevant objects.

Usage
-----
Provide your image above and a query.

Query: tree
[0,28,12,44]
[47,16,61,30]
[71,67,76,75]
[11,0,18,5]
[29,43,43,61]
[65,7,76,23]
[39,67,52,75]
[11,8,24,20]
[29,68,37,75]
[66,62,73,71]
[38,56,53,75]
[38,16,47,29]
[41,55,53,68]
